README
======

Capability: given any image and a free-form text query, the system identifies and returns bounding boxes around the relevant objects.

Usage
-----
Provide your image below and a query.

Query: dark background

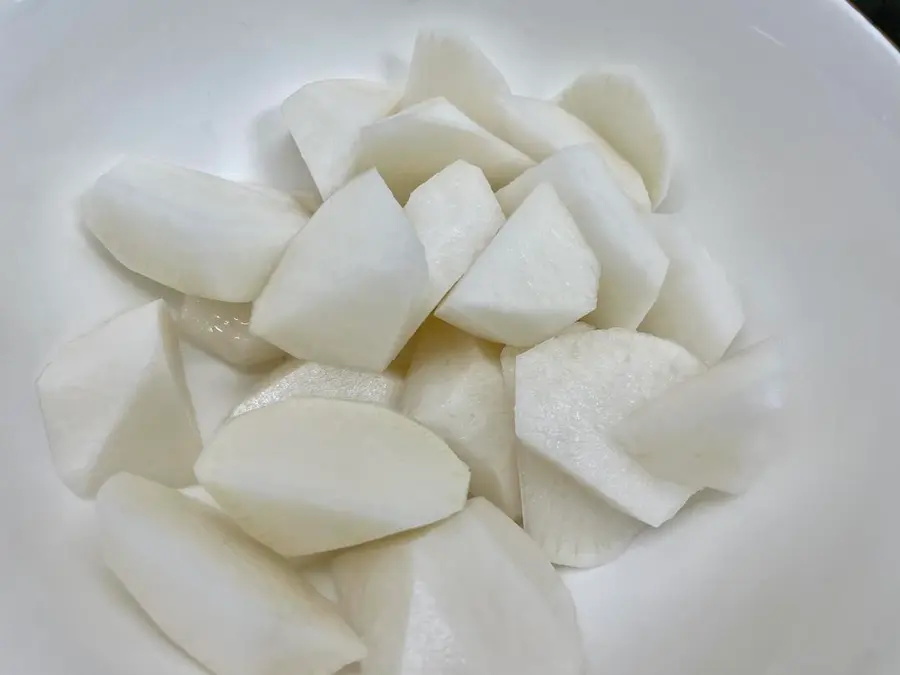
[854,0,900,43]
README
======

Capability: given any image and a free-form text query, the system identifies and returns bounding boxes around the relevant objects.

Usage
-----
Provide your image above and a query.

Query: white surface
[2,1,900,674]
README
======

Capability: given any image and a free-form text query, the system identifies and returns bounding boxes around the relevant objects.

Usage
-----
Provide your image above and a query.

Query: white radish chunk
[494,95,651,211]
[84,158,308,302]
[640,213,745,364]
[195,398,470,557]
[332,498,584,675]
[176,297,284,369]
[515,329,704,526]
[437,184,600,347]
[499,324,645,567]
[230,359,405,418]
[355,98,534,202]
[517,450,646,568]
[250,170,429,372]
[401,30,510,132]
[394,161,506,351]
[401,321,521,519]
[282,79,400,200]
[558,68,672,208]
[36,300,201,497]
[615,340,784,494]
[98,474,365,675]
[496,145,668,329]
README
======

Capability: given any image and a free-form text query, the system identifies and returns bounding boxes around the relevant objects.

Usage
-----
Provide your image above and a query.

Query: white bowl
[3,0,900,673]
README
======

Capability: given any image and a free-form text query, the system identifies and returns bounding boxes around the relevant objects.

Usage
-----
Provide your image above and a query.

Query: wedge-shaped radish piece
[195,398,470,557]
[496,145,668,329]
[37,300,201,497]
[437,184,600,347]
[251,170,429,371]
[503,336,643,569]
[402,30,510,131]
[640,214,745,364]
[395,161,506,351]
[282,79,400,200]
[98,474,365,675]
[84,158,308,302]
[616,340,784,494]
[495,95,651,211]
[332,498,583,675]
[558,68,671,208]
[176,297,284,368]
[516,329,704,526]
[518,450,646,567]
[231,359,405,418]
[356,98,534,202]
[499,325,644,567]
[401,321,521,519]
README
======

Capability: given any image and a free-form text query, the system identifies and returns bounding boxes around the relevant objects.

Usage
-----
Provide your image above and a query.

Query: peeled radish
[494,95,651,211]
[402,30,510,131]
[230,359,405,418]
[37,300,201,497]
[282,79,400,200]
[84,158,308,302]
[437,183,600,347]
[176,297,284,368]
[98,474,365,675]
[558,68,672,208]
[356,98,534,201]
[517,450,646,568]
[499,324,644,567]
[396,161,506,350]
[515,329,704,526]
[251,169,429,371]
[332,498,584,675]
[195,398,470,557]
[496,144,668,329]
[640,213,745,364]
[401,321,521,519]
[616,340,784,494]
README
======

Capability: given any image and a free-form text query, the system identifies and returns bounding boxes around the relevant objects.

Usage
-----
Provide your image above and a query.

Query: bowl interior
[3,0,900,673]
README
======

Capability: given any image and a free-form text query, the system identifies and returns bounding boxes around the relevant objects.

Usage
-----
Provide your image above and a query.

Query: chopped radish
[515,329,704,526]
[615,340,784,494]
[517,450,646,567]
[230,359,405,418]
[640,213,745,364]
[558,68,672,208]
[84,158,308,302]
[437,183,600,347]
[37,300,201,497]
[176,297,284,368]
[98,474,365,675]
[499,323,644,566]
[396,161,506,348]
[282,79,400,199]
[401,321,521,519]
[250,169,429,371]
[355,98,534,201]
[332,498,584,675]
[402,30,510,131]
[195,398,470,557]
[496,145,668,329]
[494,95,651,211]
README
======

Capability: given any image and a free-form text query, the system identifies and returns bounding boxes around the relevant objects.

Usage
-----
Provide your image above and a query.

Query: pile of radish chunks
[37,30,783,675]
